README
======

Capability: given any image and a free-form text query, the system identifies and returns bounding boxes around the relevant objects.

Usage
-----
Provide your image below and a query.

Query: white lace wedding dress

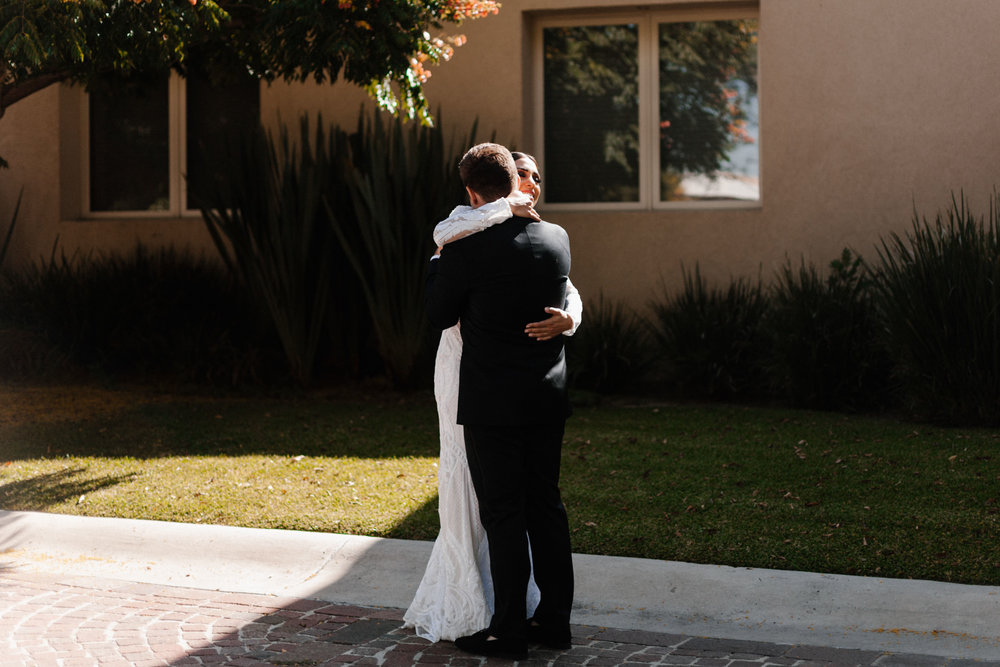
[403,197,582,642]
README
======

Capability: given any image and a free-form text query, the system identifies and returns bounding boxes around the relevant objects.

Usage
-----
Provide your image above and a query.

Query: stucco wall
[470,0,1000,310]
[751,0,1000,283]
[0,86,61,270]
[2,0,999,313]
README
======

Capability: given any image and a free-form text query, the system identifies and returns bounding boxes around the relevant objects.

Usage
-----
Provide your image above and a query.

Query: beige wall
[0,85,218,269]
[497,0,1000,310]
[2,0,999,312]
[0,86,61,269]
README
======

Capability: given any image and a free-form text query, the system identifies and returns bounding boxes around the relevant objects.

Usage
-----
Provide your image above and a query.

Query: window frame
[79,72,258,219]
[531,4,760,212]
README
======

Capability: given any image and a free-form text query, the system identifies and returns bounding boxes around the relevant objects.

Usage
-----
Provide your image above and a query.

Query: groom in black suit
[425,143,575,660]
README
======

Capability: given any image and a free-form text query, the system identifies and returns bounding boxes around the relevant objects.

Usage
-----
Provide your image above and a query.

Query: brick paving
[1,570,995,667]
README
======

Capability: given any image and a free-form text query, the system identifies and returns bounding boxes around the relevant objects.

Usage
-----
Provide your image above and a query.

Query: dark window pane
[543,24,640,204]
[659,19,758,201]
[185,69,260,210]
[89,79,169,212]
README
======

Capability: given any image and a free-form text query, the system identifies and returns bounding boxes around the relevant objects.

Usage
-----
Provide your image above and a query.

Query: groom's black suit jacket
[425,214,571,426]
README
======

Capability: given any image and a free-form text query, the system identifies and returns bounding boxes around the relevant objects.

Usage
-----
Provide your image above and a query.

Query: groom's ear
[466,186,486,209]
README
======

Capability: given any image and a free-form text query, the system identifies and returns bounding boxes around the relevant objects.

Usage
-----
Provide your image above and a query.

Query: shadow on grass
[0,394,441,461]
[0,467,139,511]
[383,494,440,542]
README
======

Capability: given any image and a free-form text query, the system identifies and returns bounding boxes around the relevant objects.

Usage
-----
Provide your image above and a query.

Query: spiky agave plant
[199,118,335,386]
[649,264,771,400]
[872,191,1000,425]
[327,109,477,389]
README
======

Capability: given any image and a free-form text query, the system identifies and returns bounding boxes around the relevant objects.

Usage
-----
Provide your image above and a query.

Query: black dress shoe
[525,618,572,649]
[455,629,528,661]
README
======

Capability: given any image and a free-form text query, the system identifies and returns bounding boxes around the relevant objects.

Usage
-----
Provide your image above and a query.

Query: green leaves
[199,118,336,387]
[1,0,83,69]
[2,0,492,126]
[567,291,656,394]
[767,249,893,411]
[649,264,770,400]
[327,109,474,388]
[873,191,1000,424]
[197,109,471,388]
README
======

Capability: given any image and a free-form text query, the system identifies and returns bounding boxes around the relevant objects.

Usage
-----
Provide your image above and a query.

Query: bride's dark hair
[511,151,538,166]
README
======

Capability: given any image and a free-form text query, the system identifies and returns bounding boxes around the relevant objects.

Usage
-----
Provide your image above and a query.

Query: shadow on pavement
[0,509,21,573]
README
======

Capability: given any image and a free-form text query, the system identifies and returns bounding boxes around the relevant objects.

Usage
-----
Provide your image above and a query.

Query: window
[84,67,260,216]
[88,77,171,213]
[535,8,758,209]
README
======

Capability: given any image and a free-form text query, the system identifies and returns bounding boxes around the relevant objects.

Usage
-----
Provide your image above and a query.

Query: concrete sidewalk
[1,509,999,663]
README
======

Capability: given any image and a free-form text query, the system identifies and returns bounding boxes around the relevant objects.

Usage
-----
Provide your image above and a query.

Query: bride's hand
[525,307,573,341]
[508,197,541,221]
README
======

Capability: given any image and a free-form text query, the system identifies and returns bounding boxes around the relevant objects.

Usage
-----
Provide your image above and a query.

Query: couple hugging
[406,143,583,661]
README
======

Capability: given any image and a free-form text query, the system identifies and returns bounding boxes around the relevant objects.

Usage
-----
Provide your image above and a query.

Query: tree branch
[0,72,71,119]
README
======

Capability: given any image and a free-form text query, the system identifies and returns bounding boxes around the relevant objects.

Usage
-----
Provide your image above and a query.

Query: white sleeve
[433,198,513,246]
[562,278,582,336]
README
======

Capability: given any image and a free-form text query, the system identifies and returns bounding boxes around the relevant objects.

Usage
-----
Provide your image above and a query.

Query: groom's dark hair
[459,143,518,203]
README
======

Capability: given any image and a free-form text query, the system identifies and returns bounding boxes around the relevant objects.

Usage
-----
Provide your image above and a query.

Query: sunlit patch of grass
[2,383,999,585]
[1,454,441,536]
[0,383,444,538]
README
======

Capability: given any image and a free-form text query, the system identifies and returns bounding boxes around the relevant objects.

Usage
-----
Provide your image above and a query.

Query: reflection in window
[186,69,260,211]
[543,24,639,204]
[659,20,758,202]
[540,16,758,206]
[87,67,260,215]
[89,78,170,212]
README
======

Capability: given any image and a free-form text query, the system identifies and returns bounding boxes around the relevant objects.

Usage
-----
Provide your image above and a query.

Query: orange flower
[410,57,432,83]
[441,1,501,21]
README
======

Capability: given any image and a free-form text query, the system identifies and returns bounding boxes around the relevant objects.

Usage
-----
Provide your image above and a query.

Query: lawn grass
[1,382,998,586]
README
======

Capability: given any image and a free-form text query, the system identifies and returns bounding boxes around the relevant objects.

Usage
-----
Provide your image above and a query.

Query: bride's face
[515,157,542,204]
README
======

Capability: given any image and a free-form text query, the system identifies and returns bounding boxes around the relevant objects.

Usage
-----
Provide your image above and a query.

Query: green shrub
[649,265,770,400]
[2,110,485,390]
[0,327,74,380]
[872,191,1000,425]
[766,249,893,411]
[198,118,339,387]
[0,187,21,272]
[329,110,474,389]
[197,110,476,389]
[567,292,657,394]
[0,245,277,385]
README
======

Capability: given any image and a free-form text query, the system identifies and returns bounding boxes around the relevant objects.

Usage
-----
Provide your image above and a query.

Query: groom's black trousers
[463,422,574,641]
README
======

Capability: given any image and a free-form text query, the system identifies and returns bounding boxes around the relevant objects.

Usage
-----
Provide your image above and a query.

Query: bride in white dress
[404,153,582,642]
